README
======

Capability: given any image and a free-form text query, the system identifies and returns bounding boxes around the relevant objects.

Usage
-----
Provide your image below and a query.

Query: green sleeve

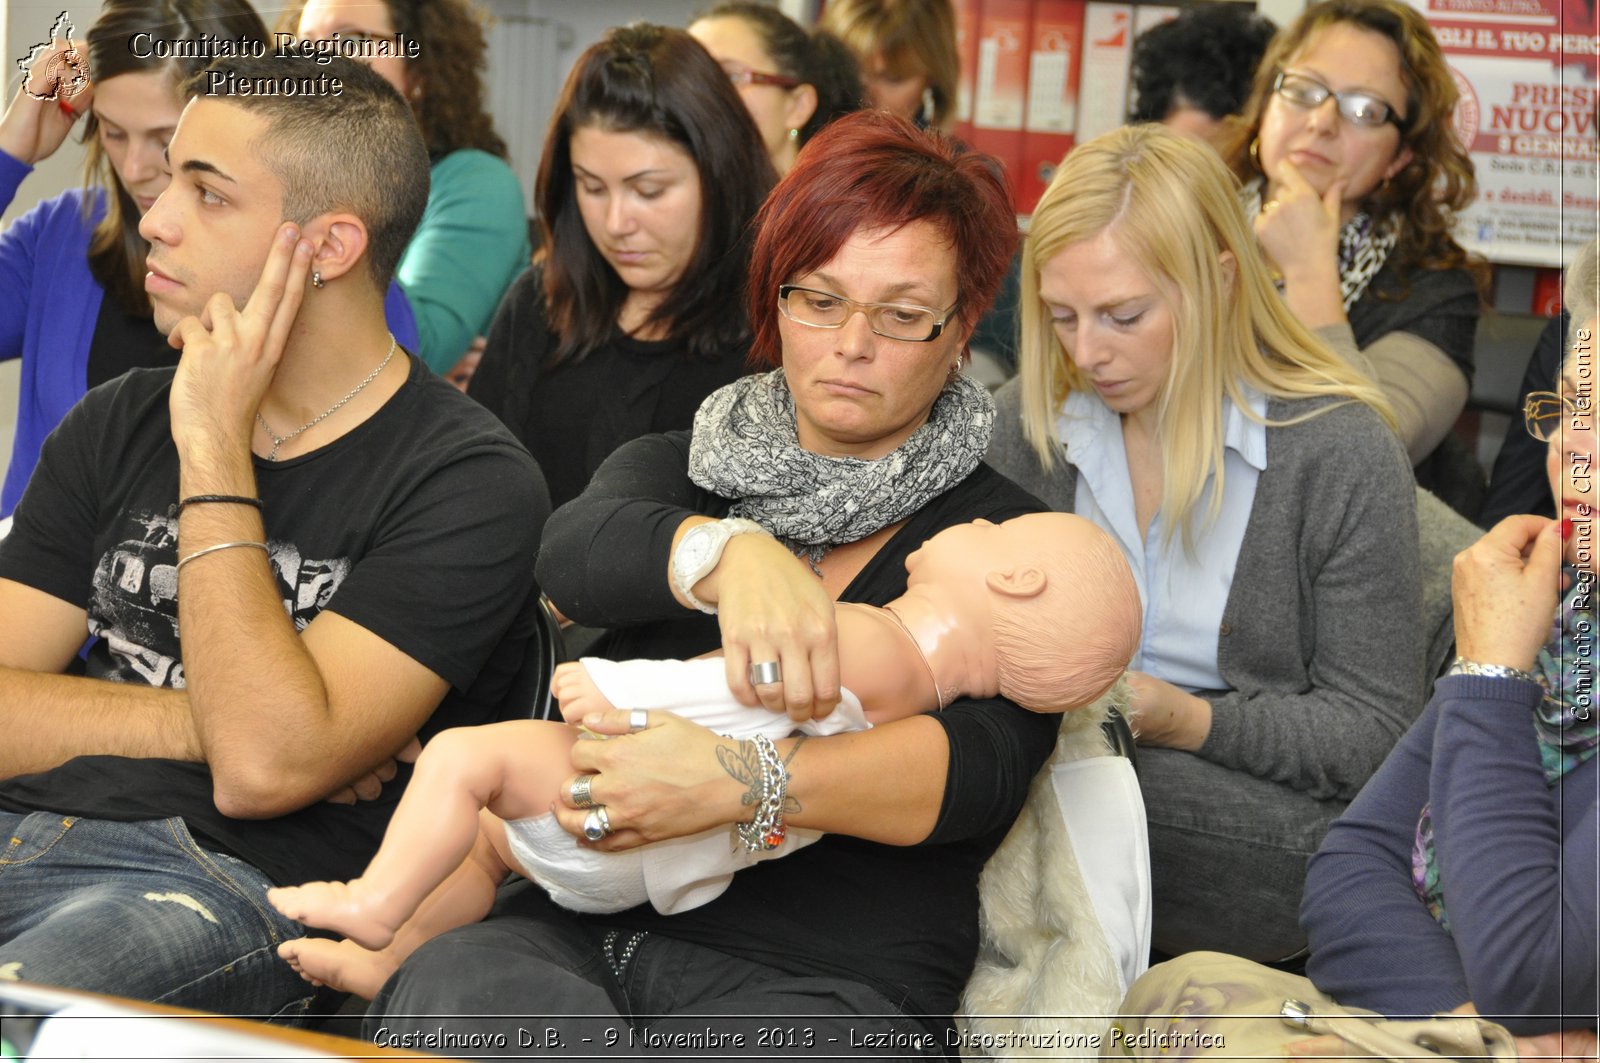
[397,150,531,373]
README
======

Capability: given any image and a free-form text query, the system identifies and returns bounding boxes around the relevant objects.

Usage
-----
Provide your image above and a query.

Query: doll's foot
[552,661,618,722]
[278,936,397,1001]
[267,879,404,950]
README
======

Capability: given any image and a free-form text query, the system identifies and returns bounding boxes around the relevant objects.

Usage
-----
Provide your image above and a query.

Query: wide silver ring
[629,709,649,731]
[569,774,597,809]
[749,660,782,686]
[582,806,612,842]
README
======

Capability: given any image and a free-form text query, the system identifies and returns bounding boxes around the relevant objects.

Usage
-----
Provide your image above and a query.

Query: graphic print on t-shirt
[88,509,351,687]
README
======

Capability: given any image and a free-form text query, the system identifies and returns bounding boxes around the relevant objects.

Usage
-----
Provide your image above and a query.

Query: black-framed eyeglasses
[1525,390,1595,441]
[1272,70,1407,131]
[724,66,801,90]
[778,285,958,342]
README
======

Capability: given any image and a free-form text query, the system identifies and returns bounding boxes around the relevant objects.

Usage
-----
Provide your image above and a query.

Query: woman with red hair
[366,109,1049,1052]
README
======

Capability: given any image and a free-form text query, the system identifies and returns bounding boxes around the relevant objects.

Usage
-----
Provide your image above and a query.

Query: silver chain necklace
[255,334,397,461]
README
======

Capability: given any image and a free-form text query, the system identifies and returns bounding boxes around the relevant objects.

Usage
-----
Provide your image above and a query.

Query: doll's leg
[551,661,617,721]
[279,810,512,1000]
[268,720,579,949]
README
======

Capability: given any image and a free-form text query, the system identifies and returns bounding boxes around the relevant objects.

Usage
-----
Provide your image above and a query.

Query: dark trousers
[1141,748,1347,961]
[365,883,945,1060]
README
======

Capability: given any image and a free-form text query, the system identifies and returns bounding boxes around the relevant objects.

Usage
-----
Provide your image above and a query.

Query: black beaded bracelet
[177,494,263,514]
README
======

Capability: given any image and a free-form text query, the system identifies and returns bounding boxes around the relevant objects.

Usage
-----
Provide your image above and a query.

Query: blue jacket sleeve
[1303,695,1471,1016]
[383,281,419,354]
[1430,675,1598,1031]
[1305,673,1599,1032]
[0,149,39,363]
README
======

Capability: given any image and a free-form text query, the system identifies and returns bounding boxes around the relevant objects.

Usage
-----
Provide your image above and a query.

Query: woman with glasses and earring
[1222,0,1487,507]
[988,124,1421,962]
[284,0,529,384]
[367,110,1049,1054]
[466,24,773,511]
[821,0,960,132]
[689,2,863,176]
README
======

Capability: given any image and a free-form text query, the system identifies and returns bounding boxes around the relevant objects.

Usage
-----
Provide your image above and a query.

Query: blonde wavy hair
[1017,125,1395,552]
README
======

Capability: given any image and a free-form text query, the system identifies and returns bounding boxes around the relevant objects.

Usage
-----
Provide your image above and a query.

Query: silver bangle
[735,734,788,853]
[176,540,269,573]
[1445,656,1538,684]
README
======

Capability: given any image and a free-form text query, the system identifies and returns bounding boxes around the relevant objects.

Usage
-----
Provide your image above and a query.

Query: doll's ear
[986,566,1046,599]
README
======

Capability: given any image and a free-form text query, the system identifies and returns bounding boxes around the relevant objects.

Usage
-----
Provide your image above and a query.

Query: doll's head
[905,512,1140,711]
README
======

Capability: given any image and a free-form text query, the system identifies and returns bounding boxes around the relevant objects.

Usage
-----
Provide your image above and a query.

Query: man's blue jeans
[0,811,315,1020]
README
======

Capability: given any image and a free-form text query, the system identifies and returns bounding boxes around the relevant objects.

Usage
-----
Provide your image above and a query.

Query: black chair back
[494,591,568,722]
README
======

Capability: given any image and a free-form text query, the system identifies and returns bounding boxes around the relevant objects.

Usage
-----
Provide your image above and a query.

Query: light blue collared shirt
[1059,387,1270,692]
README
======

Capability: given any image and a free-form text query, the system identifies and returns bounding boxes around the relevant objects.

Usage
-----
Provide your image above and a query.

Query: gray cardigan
[987,378,1424,802]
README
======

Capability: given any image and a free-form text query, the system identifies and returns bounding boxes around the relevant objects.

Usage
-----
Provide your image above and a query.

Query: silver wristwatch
[1445,656,1537,684]
[671,518,768,614]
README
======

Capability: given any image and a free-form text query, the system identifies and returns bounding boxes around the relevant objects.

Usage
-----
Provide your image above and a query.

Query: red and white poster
[1406,0,1598,265]
[952,0,981,142]
[972,0,1032,207]
[1075,3,1133,144]
[1019,0,1086,211]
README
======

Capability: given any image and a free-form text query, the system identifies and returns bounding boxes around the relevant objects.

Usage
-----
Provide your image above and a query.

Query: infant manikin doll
[268,511,1140,998]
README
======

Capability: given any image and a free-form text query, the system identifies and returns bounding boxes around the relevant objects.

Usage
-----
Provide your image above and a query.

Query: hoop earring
[1249,136,1262,173]
[311,270,325,290]
[921,87,936,124]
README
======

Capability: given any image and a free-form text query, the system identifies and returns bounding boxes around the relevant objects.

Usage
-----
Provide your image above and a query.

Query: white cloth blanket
[960,680,1151,1059]
[504,657,867,915]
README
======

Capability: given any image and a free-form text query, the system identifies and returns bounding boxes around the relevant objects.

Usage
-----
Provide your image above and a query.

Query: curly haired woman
[1221,0,1487,500]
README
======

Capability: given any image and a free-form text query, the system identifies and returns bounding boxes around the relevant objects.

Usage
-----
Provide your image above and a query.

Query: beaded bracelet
[735,734,789,852]
[178,494,262,514]
[176,540,269,573]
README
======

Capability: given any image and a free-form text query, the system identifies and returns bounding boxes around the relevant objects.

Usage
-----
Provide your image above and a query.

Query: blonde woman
[988,125,1424,961]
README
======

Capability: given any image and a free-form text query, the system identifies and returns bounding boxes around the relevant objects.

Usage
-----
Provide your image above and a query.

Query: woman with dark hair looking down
[364,110,1054,1053]
[467,24,775,510]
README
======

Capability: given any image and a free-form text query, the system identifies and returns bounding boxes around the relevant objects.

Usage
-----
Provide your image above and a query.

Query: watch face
[678,525,720,574]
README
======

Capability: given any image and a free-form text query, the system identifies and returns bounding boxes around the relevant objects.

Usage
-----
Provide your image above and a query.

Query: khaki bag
[1104,951,1519,1061]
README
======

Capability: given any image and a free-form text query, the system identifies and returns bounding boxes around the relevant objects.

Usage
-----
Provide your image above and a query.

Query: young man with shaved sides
[0,55,548,1018]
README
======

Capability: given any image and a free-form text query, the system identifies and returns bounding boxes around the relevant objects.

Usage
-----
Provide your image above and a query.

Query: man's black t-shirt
[0,356,549,886]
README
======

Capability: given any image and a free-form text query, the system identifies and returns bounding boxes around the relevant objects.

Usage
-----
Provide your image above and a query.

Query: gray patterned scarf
[687,369,995,567]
